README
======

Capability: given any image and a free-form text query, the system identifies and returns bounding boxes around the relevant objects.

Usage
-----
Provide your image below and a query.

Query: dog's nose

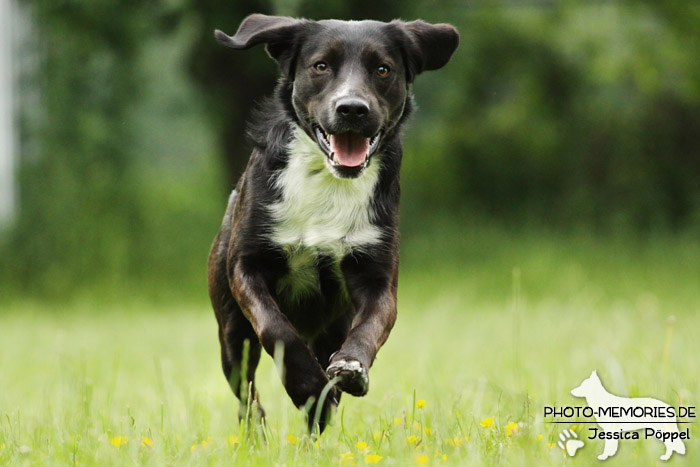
[335,97,369,119]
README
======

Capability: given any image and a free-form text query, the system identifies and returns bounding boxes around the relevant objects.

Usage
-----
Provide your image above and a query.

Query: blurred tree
[402,1,700,230]
[178,0,277,186]
[4,0,700,302]
[5,1,158,297]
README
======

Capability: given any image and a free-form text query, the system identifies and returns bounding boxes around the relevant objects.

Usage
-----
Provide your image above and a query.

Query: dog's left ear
[215,14,310,78]
[395,20,459,81]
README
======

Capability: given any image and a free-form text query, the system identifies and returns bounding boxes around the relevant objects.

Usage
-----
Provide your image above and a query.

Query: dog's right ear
[215,14,309,78]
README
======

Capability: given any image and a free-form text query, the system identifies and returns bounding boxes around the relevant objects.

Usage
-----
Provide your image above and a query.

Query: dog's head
[571,370,602,398]
[216,14,459,178]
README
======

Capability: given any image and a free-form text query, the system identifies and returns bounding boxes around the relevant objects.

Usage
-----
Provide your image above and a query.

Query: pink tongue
[330,133,369,167]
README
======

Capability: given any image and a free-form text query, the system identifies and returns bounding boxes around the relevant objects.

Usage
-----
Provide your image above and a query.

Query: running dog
[208,14,459,432]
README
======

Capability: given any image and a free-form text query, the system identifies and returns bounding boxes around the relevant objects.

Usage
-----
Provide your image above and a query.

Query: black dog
[208,14,458,432]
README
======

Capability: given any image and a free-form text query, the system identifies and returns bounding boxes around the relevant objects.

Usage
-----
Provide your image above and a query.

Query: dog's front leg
[327,254,398,396]
[230,259,338,431]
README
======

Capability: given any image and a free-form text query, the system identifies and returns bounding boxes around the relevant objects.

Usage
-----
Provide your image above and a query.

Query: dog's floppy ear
[396,20,459,81]
[214,14,309,78]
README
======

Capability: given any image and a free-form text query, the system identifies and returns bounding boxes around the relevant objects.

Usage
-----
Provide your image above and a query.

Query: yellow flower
[441,454,447,461]
[504,421,519,436]
[229,435,239,445]
[141,437,153,448]
[416,453,429,465]
[416,399,426,409]
[423,427,433,437]
[355,440,368,451]
[366,453,383,463]
[315,440,320,448]
[394,417,402,425]
[190,444,196,452]
[546,443,556,448]
[110,436,128,447]
[536,434,543,441]
[480,417,495,428]
[406,435,419,443]
[452,436,465,446]
[287,435,298,445]
[340,451,356,466]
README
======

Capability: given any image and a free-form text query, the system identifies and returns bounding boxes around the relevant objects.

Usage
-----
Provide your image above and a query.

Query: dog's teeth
[362,154,370,169]
[329,152,340,166]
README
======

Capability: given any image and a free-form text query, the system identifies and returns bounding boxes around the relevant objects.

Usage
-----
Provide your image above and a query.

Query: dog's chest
[267,127,383,301]
[267,127,383,256]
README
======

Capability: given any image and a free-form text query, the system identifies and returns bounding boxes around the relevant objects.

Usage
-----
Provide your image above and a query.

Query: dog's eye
[313,61,329,73]
[376,65,391,77]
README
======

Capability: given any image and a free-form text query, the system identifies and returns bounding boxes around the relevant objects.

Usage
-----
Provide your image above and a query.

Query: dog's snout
[335,97,369,120]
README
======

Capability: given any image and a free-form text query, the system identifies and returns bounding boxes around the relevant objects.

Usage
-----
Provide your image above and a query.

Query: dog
[571,370,686,460]
[207,14,458,432]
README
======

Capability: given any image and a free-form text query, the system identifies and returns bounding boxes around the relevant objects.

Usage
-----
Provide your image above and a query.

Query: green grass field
[1,227,698,465]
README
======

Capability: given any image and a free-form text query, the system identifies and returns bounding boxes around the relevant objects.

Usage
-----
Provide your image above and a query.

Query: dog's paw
[557,429,584,457]
[326,359,369,396]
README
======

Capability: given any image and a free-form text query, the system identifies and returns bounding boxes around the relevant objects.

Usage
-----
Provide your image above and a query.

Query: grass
[1,226,699,465]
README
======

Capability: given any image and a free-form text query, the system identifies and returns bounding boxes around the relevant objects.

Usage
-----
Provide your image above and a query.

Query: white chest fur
[267,125,383,257]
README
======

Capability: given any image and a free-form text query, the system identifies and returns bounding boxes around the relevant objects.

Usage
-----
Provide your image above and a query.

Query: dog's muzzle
[314,125,382,178]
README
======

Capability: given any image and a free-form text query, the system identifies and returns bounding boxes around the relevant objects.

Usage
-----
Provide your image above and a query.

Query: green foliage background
[1,0,699,301]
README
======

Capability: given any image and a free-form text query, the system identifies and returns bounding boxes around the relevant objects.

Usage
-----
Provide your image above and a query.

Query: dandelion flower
[366,453,383,463]
[110,436,128,447]
[340,452,356,466]
[416,399,426,409]
[537,434,543,441]
[480,417,495,428]
[504,421,519,436]
[287,435,298,445]
[416,453,429,465]
[406,435,419,443]
[141,437,153,448]
[356,440,368,451]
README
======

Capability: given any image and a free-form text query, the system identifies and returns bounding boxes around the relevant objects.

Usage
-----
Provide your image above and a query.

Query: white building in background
[0,0,16,226]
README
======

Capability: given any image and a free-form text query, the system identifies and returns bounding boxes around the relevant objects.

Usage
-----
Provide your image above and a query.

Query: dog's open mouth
[314,126,381,173]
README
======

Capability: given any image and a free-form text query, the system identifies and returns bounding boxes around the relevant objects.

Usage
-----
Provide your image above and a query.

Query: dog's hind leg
[209,205,265,421]
[222,305,265,420]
